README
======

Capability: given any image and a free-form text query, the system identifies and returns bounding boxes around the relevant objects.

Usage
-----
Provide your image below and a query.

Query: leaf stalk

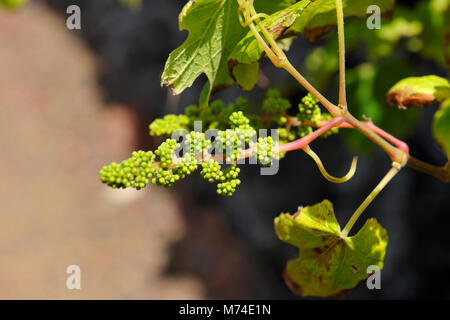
[341,165,401,237]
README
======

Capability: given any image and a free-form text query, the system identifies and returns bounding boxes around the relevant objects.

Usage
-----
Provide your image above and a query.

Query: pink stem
[241,117,409,160]
[276,117,345,153]
[241,118,345,158]
[332,121,410,154]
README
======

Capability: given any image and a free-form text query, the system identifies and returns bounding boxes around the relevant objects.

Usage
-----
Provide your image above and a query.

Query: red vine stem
[241,117,345,158]
[327,121,410,154]
[277,118,345,153]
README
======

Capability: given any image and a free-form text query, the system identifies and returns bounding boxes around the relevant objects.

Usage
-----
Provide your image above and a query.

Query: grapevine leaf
[386,75,450,108]
[161,0,295,97]
[274,200,388,298]
[229,0,396,89]
[433,98,450,159]
[230,63,259,91]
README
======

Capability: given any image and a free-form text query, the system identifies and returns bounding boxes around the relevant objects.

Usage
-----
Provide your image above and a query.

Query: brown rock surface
[0,2,204,299]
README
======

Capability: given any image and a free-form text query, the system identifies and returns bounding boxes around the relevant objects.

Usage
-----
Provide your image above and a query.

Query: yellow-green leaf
[387,75,450,108]
[161,0,295,96]
[275,200,388,298]
[433,98,450,159]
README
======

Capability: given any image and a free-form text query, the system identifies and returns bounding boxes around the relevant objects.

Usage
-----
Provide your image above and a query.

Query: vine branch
[235,0,448,237]
[237,0,408,167]
[336,0,347,107]
[406,157,450,183]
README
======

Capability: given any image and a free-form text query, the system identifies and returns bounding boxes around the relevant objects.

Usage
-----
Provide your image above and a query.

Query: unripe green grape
[149,114,190,137]
[297,93,321,126]
[229,111,250,129]
[155,139,179,168]
[201,159,223,183]
[173,162,198,179]
[228,112,256,144]
[222,165,240,180]
[297,125,313,138]
[255,137,279,167]
[273,114,287,126]
[216,165,241,196]
[217,97,249,128]
[217,179,241,196]
[99,150,156,190]
[278,128,296,142]
[320,113,340,138]
[217,129,245,163]
[152,168,180,187]
[179,131,211,165]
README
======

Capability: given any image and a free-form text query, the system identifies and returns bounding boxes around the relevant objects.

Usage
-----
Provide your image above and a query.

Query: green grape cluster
[201,159,224,183]
[155,139,179,168]
[273,114,288,126]
[100,91,341,197]
[229,111,250,129]
[295,93,339,138]
[184,97,250,130]
[179,131,211,164]
[297,125,313,138]
[101,109,253,196]
[99,151,156,190]
[216,166,241,196]
[217,97,249,128]
[255,137,279,166]
[278,128,296,142]
[217,130,245,163]
[215,111,256,163]
[297,93,322,126]
[151,139,183,187]
[229,111,256,142]
[200,160,241,196]
[151,133,212,187]
[262,89,292,114]
[149,114,190,137]
[149,97,256,136]
[152,168,181,187]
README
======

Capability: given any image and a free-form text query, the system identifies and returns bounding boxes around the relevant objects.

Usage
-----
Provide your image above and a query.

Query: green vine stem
[304,145,358,183]
[406,157,450,183]
[336,0,347,107]
[341,164,401,237]
[237,0,341,116]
